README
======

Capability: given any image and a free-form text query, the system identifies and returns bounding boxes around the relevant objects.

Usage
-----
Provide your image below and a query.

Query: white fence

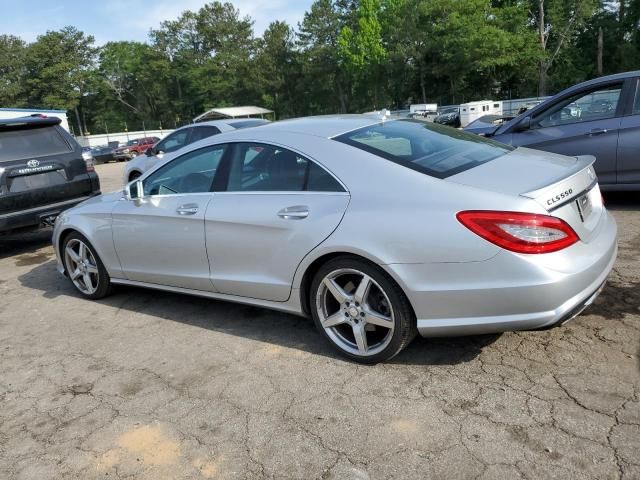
[76,129,173,148]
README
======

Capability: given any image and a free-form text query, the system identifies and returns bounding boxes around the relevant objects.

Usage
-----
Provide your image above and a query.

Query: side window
[634,82,640,114]
[226,143,344,192]
[156,129,191,154]
[533,83,623,128]
[143,145,226,196]
[190,126,221,143]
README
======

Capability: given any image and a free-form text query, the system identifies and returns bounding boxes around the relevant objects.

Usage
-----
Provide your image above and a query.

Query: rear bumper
[113,152,132,160]
[385,210,618,337]
[0,194,99,234]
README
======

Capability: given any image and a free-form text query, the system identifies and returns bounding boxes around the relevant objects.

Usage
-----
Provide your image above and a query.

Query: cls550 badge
[547,188,573,207]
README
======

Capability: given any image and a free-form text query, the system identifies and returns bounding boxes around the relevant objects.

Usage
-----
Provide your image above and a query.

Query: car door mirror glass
[127,179,144,200]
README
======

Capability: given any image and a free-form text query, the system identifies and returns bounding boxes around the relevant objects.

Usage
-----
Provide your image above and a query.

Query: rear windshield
[333,119,512,179]
[0,126,72,162]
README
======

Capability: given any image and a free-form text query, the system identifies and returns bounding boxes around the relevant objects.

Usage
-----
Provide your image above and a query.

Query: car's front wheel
[62,232,113,299]
[310,256,416,364]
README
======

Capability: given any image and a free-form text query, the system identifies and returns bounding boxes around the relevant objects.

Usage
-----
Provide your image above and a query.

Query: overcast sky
[0,0,314,44]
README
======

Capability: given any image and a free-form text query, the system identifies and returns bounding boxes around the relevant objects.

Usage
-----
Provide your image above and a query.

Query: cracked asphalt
[1,162,639,479]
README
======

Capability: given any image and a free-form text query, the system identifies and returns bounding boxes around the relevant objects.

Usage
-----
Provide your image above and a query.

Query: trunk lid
[448,147,602,242]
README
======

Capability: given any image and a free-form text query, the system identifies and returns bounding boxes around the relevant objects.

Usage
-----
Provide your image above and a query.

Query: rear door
[0,125,94,217]
[205,142,349,302]
[506,81,625,185]
[617,77,640,184]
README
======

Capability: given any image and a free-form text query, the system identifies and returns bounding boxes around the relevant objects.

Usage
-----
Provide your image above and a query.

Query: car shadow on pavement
[0,230,52,260]
[602,191,640,211]
[18,259,499,366]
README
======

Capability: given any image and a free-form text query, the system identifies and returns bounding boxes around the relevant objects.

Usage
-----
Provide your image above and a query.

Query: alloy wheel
[316,268,395,357]
[64,238,100,295]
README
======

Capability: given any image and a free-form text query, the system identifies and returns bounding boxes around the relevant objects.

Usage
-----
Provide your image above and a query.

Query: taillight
[456,210,579,254]
[82,151,95,172]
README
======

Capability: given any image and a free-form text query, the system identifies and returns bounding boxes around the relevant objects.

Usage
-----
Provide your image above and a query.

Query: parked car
[113,136,160,161]
[123,119,269,183]
[53,115,616,363]
[0,116,100,235]
[90,144,117,164]
[433,107,461,128]
[476,71,640,189]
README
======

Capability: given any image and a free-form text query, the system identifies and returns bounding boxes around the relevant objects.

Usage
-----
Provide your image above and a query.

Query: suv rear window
[333,119,512,179]
[0,126,72,162]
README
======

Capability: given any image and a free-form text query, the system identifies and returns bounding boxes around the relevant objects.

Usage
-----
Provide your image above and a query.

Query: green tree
[298,0,355,113]
[338,0,387,108]
[532,0,599,95]
[24,26,97,134]
[253,21,302,117]
[0,35,27,107]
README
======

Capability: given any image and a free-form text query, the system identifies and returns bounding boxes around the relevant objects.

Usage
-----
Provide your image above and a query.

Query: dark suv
[0,116,100,235]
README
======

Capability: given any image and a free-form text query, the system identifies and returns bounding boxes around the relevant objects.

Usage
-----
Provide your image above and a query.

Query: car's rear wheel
[128,171,141,182]
[310,256,416,364]
[62,232,113,299]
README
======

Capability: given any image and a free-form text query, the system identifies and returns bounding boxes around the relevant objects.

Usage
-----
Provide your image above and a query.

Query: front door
[112,144,227,290]
[205,142,350,302]
[508,81,625,185]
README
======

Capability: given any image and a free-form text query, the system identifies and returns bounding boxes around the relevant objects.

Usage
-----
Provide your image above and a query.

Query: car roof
[243,114,386,138]
[174,118,267,132]
[568,70,640,91]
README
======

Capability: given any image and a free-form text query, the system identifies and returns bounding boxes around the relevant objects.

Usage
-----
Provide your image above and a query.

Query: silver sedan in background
[53,115,617,363]
[123,118,269,183]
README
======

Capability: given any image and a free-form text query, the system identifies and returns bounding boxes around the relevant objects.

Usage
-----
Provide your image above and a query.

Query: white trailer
[459,100,503,127]
[0,108,70,132]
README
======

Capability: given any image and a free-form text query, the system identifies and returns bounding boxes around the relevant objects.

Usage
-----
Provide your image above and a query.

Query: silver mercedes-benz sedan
[53,115,617,363]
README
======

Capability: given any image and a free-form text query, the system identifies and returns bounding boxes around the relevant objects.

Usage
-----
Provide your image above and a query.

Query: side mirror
[124,179,144,201]
[513,116,531,133]
[145,147,154,156]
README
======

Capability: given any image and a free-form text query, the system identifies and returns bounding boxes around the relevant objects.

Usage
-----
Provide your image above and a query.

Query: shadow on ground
[0,229,52,260]
[19,259,500,366]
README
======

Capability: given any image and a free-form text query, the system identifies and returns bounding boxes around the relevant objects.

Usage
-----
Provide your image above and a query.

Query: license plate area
[576,190,593,222]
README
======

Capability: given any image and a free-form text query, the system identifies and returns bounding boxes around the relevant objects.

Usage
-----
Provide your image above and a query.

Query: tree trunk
[597,26,604,75]
[450,77,455,104]
[74,107,83,138]
[337,81,347,113]
[419,63,427,103]
[538,0,547,97]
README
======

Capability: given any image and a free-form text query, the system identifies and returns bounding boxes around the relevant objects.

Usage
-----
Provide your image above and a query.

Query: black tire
[309,255,417,364]
[129,171,142,182]
[61,232,113,300]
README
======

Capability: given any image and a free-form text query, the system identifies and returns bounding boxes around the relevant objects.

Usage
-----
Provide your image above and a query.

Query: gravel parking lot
[1,161,638,480]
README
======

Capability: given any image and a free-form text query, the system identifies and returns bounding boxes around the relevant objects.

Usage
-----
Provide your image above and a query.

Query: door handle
[586,128,608,136]
[176,203,199,215]
[277,205,309,220]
